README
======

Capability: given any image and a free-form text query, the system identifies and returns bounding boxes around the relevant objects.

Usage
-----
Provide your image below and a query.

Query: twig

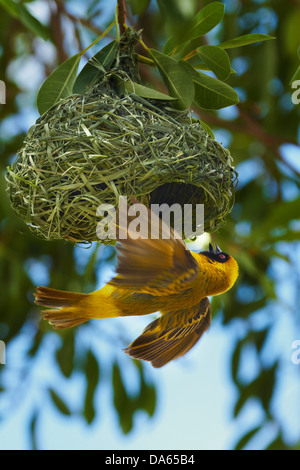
[117,0,127,35]
[50,0,68,63]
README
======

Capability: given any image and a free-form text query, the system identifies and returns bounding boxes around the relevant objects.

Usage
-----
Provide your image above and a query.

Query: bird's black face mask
[201,243,229,263]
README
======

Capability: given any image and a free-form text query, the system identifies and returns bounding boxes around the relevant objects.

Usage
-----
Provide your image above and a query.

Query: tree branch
[117,0,127,35]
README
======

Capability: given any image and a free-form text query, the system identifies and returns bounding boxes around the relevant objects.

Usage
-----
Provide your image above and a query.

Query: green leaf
[231,339,244,386]
[234,426,262,450]
[73,41,118,94]
[192,63,236,74]
[199,120,215,138]
[29,410,39,450]
[192,70,239,109]
[49,388,71,416]
[266,434,290,450]
[56,333,74,378]
[37,53,81,115]
[124,81,177,101]
[184,2,225,42]
[133,361,156,417]
[158,0,196,43]
[234,362,278,417]
[112,362,133,434]
[150,49,194,108]
[163,36,180,56]
[128,0,150,15]
[163,2,224,55]
[219,33,275,50]
[83,350,100,425]
[290,65,300,84]
[27,329,44,357]
[233,298,268,319]
[254,328,269,353]
[0,0,50,40]
[139,382,156,417]
[196,45,231,80]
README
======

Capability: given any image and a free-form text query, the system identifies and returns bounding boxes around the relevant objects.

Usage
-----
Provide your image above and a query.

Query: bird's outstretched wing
[125,297,211,368]
[109,200,199,295]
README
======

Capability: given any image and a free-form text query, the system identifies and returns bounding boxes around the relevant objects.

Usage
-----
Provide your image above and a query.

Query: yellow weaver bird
[34,208,238,368]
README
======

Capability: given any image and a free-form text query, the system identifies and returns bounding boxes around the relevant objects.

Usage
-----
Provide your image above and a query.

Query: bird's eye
[219,254,226,259]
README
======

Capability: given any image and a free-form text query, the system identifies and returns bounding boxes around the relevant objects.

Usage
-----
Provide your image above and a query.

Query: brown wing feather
[125,297,211,368]
[110,200,199,295]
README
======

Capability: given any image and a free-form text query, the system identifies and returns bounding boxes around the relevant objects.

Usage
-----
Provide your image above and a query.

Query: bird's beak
[208,243,222,254]
[215,244,221,253]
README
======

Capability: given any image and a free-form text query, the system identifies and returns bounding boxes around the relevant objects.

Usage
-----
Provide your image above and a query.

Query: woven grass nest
[6,60,237,245]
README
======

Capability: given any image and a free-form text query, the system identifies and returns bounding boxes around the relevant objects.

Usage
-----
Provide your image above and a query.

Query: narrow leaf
[184,2,225,42]
[0,0,50,40]
[150,49,194,108]
[125,81,177,101]
[137,378,156,417]
[163,36,179,56]
[132,360,156,417]
[112,363,133,434]
[266,435,290,450]
[49,388,71,416]
[191,63,236,74]
[219,33,275,50]
[56,333,74,378]
[73,41,118,94]
[29,410,39,450]
[199,120,215,138]
[290,65,300,84]
[193,70,239,109]
[83,350,100,424]
[37,53,81,115]
[128,0,150,15]
[234,426,261,450]
[231,339,244,386]
[163,2,224,55]
[196,45,231,80]
[27,329,44,357]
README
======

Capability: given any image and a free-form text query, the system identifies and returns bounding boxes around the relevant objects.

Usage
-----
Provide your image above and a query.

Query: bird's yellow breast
[193,252,239,297]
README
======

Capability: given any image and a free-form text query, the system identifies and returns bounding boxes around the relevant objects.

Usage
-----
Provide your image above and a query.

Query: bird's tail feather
[34,286,119,329]
[34,286,87,308]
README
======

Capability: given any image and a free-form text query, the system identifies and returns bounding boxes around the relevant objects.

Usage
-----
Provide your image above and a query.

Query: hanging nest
[6,33,237,245]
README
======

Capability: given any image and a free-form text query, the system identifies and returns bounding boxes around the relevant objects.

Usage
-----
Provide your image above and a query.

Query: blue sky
[1,0,300,451]
[1,234,300,450]
[0,310,259,450]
